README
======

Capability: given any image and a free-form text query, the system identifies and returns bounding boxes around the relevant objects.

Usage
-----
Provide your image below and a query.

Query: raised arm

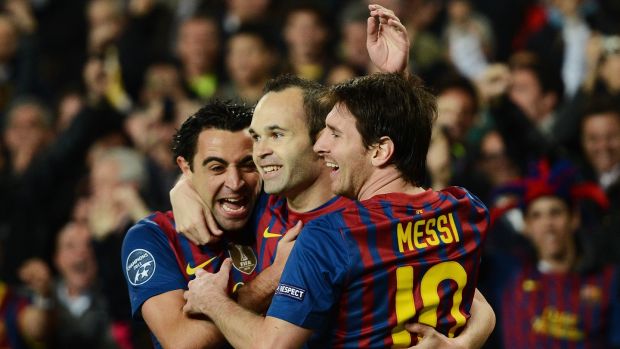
[170,176,223,245]
[367,3,410,73]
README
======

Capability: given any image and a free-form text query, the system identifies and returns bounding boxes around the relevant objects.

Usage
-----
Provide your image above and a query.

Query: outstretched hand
[367,4,410,73]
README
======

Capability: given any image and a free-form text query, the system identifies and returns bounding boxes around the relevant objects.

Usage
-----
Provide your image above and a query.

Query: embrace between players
[121,4,494,349]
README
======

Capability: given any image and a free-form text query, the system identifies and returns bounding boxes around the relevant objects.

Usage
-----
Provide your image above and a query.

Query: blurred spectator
[517,0,592,98]
[583,33,620,98]
[0,258,51,349]
[175,15,222,100]
[222,0,271,34]
[482,159,620,349]
[47,222,119,349]
[86,147,150,333]
[401,0,444,78]
[338,3,370,74]
[444,0,493,80]
[508,52,565,137]
[216,25,279,105]
[282,4,334,83]
[0,9,40,117]
[2,97,53,174]
[0,60,125,284]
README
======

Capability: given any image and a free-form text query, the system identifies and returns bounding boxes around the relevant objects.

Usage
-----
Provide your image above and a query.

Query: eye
[251,134,260,142]
[209,165,225,174]
[271,132,284,140]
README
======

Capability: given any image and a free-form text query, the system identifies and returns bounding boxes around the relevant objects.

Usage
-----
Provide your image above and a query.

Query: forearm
[236,264,280,313]
[454,289,495,349]
[204,296,266,349]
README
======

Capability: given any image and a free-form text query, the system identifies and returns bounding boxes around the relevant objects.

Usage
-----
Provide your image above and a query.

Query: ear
[370,136,394,167]
[176,156,193,178]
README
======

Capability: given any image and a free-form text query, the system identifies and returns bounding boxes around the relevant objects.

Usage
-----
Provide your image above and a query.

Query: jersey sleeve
[121,219,187,318]
[266,217,349,330]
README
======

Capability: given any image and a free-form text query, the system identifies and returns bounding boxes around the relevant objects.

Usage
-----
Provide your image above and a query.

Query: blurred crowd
[0,0,618,348]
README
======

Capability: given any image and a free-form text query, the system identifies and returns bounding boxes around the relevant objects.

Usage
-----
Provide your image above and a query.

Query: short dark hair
[582,95,620,120]
[434,72,480,115]
[325,73,436,185]
[263,74,331,142]
[172,100,253,170]
[509,51,564,100]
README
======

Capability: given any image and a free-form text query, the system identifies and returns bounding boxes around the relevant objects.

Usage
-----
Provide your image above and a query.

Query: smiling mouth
[326,162,339,172]
[218,197,249,213]
[261,165,282,174]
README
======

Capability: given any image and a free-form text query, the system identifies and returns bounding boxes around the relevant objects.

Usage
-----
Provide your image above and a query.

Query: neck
[286,169,335,212]
[358,167,425,201]
[539,242,576,273]
[184,63,212,79]
[290,49,320,66]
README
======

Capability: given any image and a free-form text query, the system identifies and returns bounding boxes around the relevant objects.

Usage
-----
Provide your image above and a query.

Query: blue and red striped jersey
[267,187,489,348]
[121,211,257,348]
[0,282,29,349]
[501,262,620,349]
[253,194,353,272]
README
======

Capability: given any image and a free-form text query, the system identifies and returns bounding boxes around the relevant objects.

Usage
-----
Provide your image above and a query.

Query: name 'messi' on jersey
[396,213,460,253]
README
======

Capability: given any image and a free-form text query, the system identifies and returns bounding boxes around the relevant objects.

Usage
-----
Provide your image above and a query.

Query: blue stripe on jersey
[331,209,362,348]
[464,192,485,248]
[358,201,390,346]
[442,193,469,259]
[425,201,449,262]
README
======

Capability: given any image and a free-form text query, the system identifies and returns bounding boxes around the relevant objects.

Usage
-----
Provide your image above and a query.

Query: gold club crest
[228,244,257,275]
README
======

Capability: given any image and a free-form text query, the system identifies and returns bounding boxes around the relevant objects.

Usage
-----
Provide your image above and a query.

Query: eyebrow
[202,157,227,167]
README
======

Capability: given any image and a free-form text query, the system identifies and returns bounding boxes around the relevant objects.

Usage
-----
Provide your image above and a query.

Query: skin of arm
[142,289,225,349]
[184,260,312,349]
[406,289,495,349]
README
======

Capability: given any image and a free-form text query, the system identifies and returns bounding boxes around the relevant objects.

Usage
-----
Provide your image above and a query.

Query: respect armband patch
[275,283,307,301]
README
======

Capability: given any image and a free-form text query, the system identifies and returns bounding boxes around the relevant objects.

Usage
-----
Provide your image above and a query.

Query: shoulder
[124,212,172,247]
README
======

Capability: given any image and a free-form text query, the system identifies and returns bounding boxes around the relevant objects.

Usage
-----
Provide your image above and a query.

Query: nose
[313,129,329,156]
[225,167,245,191]
[253,138,272,159]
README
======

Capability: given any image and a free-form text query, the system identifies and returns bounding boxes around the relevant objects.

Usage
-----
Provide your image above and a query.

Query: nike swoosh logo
[263,228,282,239]
[186,256,217,275]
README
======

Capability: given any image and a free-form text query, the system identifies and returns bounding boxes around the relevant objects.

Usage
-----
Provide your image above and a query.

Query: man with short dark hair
[121,101,292,348]
[182,73,490,348]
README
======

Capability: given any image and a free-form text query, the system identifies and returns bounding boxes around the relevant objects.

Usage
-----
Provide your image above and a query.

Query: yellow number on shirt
[391,261,468,348]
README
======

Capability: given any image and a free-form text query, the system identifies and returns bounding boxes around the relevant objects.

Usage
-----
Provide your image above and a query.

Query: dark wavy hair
[325,73,436,185]
[172,100,253,170]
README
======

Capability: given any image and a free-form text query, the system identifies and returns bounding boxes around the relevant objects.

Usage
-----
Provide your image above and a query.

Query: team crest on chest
[228,244,257,275]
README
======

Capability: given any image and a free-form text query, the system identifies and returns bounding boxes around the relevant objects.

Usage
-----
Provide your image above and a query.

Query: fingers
[282,221,303,242]
[405,322,433,336]
[204,206,223,238]
[219,258,233,275]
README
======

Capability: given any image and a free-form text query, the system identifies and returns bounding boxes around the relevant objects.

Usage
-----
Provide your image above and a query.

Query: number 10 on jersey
[391,261,468,348]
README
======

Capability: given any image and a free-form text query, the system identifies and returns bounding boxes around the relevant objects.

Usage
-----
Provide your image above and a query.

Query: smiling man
[121,101,287,349]
[183,72,491,347]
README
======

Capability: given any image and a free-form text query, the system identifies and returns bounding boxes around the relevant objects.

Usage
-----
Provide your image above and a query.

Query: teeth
[222,203,245,212]
[223,198,241,203]
[263,165,281,173]
[326,162,339,169]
